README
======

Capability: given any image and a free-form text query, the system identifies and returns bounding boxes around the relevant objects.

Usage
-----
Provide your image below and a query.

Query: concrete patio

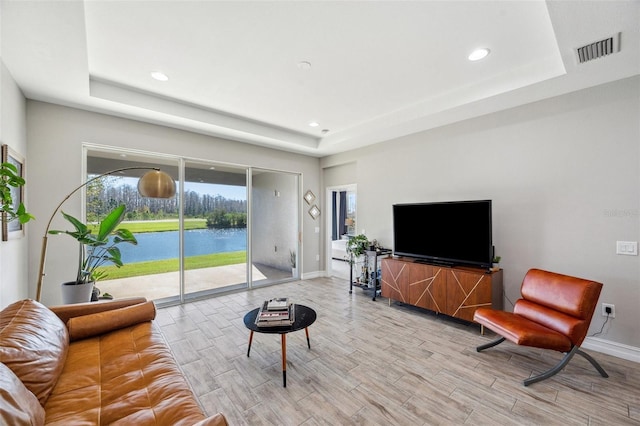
[96,263,290,302]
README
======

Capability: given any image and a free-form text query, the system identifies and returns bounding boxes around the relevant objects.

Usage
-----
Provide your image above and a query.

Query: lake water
[118,228,247,263]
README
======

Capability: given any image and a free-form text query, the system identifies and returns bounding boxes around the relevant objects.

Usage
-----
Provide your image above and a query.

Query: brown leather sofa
[0,297,228,425]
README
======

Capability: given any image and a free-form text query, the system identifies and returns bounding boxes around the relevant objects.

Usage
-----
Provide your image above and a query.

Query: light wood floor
[157,276,640,425]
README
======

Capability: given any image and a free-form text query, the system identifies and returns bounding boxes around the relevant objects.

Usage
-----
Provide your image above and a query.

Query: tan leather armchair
[473,268,609,386]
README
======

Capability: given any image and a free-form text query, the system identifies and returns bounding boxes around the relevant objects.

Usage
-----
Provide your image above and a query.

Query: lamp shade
[137,170,176,198]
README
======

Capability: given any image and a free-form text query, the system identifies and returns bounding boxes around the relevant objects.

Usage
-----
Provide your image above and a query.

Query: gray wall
[321,76,640,351]
[26,101,320,305]
[0,59,29,308]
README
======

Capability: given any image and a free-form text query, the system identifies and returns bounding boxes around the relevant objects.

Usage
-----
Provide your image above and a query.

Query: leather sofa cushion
[43,321,208,425]
[67,300,156,341]
[0,299,69,406]
[0,362,45,426]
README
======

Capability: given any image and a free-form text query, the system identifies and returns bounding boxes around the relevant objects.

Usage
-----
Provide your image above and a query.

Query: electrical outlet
[602,303,616,318]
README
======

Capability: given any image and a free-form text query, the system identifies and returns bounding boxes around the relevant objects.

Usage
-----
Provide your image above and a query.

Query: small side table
[243,304,317,387]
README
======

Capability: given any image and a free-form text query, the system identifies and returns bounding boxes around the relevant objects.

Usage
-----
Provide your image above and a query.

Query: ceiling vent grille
[576,32,621,64]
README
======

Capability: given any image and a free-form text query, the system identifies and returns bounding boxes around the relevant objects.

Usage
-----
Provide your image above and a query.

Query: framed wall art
[2,144,26,241]
[308,204,320,220]
[304,190,316,205]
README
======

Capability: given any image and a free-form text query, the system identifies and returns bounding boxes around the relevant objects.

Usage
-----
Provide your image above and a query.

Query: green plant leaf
[0,162,18,174]
[97,204,126,240]
[61,211,89,234]
[0,162,33,224]
[113,228,138,244]
[50,204,136,285]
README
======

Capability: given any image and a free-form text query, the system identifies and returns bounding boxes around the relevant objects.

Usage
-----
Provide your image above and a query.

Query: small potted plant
[49,204,137,304]
[346,234,369,262]
[491,255,501,272]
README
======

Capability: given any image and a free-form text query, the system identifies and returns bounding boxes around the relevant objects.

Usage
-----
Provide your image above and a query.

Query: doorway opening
[326,185,356,279]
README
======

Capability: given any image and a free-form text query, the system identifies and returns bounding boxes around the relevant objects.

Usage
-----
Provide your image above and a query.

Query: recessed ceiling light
[468,48,490,61]
[308,121,320,127]
[297,61,312,70]
[151,71,169,81]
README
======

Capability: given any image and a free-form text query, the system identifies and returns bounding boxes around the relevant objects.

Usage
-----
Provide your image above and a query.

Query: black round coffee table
[243,304,316,387]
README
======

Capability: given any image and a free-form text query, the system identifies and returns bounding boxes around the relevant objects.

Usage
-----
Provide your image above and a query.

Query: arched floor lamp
[35,167,176,302]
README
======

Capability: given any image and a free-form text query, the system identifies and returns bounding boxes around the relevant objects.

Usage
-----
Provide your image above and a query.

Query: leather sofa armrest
[49,297,148,325]
[193,413,229,426]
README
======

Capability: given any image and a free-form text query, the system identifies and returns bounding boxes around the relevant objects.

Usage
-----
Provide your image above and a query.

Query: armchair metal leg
[524,346,609,386]
[476,337,506,352]
[476,338,609,386]
[576,348,609,378]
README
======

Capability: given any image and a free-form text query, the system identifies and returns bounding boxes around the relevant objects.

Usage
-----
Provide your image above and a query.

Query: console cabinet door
[381,258,410,303]
[445,269,493,322]
[381,260,447,313]
[409,264,446,313]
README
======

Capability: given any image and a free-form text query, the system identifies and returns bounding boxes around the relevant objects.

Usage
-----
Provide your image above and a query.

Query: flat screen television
[392,200,493,269]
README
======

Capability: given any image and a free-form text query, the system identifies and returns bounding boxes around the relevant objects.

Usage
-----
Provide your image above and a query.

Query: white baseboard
[301,270,324,280]
[582,336,640,363]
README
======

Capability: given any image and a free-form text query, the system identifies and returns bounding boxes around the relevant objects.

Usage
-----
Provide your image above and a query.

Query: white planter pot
[61,281,94,304]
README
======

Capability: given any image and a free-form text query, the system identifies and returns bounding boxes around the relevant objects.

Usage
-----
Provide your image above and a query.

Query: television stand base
[413,259,455,268]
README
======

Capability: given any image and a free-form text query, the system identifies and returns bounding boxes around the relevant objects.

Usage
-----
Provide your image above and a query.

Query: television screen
[392,200,492,269]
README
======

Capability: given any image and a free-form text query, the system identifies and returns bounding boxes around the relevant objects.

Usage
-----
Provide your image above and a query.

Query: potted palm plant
[49,204,137,304]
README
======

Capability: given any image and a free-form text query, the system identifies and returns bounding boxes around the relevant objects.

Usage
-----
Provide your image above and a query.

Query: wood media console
[381,257,503,323]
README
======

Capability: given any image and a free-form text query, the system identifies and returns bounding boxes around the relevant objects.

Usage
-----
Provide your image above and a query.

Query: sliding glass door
[85,149,181,301]
[86,147,300,303]
[250,169,299,287]
[183,161,248,298]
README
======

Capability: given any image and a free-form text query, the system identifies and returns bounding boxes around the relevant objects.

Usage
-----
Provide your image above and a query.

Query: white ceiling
[2,1,639,157]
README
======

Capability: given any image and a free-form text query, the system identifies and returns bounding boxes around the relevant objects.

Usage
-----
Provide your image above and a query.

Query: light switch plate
[616,241,638,255]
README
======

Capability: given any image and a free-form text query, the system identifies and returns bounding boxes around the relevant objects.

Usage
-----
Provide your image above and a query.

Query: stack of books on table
[255,298,295,327]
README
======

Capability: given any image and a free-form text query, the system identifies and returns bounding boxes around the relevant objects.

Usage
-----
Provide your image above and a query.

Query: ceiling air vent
[576,32,621,64]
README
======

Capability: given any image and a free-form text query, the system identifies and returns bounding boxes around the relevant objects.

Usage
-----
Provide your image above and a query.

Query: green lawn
[97,250,247,280]
[116,218,207,233]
